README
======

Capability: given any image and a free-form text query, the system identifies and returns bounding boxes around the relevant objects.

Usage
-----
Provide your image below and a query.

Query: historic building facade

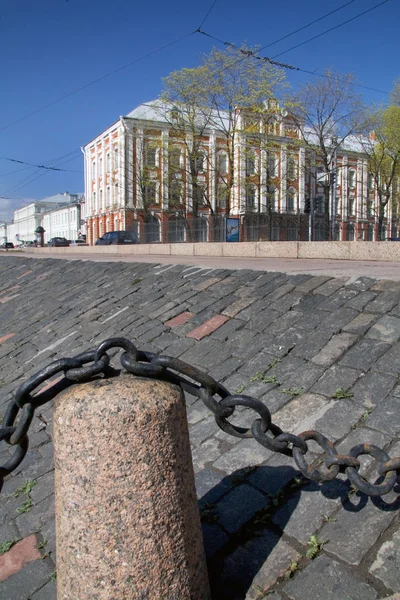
[6,193,85,244]
[82,99,399,245]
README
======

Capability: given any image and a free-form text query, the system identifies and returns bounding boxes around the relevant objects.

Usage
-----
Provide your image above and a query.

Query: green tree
[287,69,365,238]
[161,45,288,226]
[359,101,400,240]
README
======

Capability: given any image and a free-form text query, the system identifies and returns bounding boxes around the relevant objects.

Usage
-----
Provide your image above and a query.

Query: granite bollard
[54,375,210,599]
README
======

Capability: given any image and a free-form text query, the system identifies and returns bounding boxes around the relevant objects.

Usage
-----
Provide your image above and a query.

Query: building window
[348,198,355,217]
[268,154,277,178]
[346,223,355,241]
[169,147,181,171]
[367,223,374,241]
[287,156,297,181]
[286,189,296,212]
[246,151,256,176]
[106,187,110,207]
[267,185,277,212]
[368,173,375,189]
[315,196,325,214]
[348,169,356,188]
[144,215,160,243]
[246,185,257,212]
[217,152,227,175]
[114,148,119,170]
[170,181,182,205]
[193,185,206,207]
[145,146,157,168]
[367,201,374,217]
[92,162,96,180]
[216,184,229,209]
[168,216,185,242]
[194,151,205,173]
[144,182,157,204]
[106,154,111,172]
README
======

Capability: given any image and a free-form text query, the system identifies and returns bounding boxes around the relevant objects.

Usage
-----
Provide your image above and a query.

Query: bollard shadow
[198,464,299,600]
[198,464,350,600]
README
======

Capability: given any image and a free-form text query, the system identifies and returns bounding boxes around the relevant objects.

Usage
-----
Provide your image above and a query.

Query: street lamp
[35,226,45,247]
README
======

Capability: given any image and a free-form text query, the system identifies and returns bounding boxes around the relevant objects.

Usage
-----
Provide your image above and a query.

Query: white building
[6,193,84,244]
[42,200,85,242]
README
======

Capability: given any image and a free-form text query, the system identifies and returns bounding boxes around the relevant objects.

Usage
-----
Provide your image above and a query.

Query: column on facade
[342,156,348,231]
[209,131,216,214]
[280,145,287,212]
[185,133,193,214]
[233,133,244,215]
[298,147,305,212]
[135,127,144,212]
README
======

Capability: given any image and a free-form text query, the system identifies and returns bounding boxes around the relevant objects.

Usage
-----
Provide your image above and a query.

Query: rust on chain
[1,336,400,499]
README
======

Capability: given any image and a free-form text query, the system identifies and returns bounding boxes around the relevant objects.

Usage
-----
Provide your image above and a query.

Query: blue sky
[0,0,398,220]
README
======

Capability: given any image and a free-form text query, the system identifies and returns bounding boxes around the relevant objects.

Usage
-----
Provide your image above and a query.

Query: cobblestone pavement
[0,256,400,599]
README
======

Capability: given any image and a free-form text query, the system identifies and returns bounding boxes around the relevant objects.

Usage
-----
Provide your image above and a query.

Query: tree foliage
[287,69,366,228]
[161,45,288,217]
[360,100,400,239]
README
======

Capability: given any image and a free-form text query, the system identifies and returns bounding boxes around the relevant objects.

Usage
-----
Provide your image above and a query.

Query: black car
[95,231,138,245]
[48,237,70,247]
[1,242,14,249]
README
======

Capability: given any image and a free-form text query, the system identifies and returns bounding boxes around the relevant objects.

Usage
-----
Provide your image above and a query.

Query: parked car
[1,242,14,249]
[70,239,89,246]
[48,237,70,247]
[95,231,138,245]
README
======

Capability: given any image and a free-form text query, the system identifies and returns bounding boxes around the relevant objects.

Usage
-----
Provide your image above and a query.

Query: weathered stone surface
[271,479,346,544]
[372,342,400,376]
[339,338,391,371]
[284,555,377,600]
[0,559,55,600]
[342,312,378,334]
[366,291,400,313]
[365,395,400,436]
[311,364,361,397]
[367,315,400,343]
[213,439,272,473]
[351,371,396,408]
[215,484,268,533]
[320,496,396,566]
[369,528,400,592]
[3,256,400,600]
[219,530,300,599]
[311,333,358,366]
[54,376,210,600]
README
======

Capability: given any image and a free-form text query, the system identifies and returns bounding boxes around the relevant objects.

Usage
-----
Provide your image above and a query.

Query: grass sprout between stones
[0,540,17,554]
[280,387,303,396]
[250,372,279,384]
[14,479,36,515]
[332,388,354,399]
[306,535,328,559]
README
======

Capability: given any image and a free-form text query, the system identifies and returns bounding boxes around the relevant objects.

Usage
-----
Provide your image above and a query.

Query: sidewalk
[0,255,399,599]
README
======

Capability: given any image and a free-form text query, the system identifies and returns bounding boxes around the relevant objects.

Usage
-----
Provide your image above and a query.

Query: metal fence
[135,214,392,244]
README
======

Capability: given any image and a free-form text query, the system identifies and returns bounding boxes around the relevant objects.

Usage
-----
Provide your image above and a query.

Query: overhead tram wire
[197,0,219,30]
[197,29,389,96]
[258,0,359,51]
[2,154,83,198]
[0,154,82,173]
[272,0,392,59]
[0,31,196,135]
[1,149,82,197]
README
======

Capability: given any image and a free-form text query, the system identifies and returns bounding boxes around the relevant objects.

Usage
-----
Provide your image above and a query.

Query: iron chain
[1,337,399,498]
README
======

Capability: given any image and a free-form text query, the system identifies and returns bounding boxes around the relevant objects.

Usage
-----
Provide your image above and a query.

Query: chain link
[1,337,400,498]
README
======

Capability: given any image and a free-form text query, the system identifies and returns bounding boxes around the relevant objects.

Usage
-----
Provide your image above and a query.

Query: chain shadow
[198,464,300,600]
[198,462,388,600]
